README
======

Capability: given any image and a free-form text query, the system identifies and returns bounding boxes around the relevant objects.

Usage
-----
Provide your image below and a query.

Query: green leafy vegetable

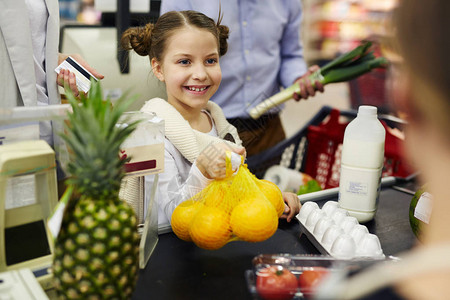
[297,179,322,196]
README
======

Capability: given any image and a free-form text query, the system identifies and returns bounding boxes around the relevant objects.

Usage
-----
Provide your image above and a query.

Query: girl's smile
[152,27,222,117]
[184,85,210,93]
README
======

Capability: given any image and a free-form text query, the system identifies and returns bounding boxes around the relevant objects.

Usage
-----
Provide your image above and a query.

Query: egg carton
[296,201,385,259]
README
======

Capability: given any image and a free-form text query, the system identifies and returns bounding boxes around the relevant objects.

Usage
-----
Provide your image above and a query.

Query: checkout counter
[132,181,418,300]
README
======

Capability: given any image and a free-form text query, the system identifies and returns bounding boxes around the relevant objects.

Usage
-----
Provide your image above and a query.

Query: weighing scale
[118,111,165,269]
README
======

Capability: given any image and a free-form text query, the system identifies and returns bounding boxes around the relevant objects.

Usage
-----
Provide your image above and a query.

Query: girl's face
[152,26,221,113]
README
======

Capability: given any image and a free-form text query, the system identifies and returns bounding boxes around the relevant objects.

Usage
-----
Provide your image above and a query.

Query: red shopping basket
[247,106,414,189]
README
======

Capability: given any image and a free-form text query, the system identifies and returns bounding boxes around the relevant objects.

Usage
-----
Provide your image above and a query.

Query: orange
[171,200,203,242]
[258,179,285,217]
[189,206,232,250]
[230,198,278,242]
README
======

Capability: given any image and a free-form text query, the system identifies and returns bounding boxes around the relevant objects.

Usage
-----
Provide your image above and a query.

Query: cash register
[0,140,57,292]
[0,105,69,291]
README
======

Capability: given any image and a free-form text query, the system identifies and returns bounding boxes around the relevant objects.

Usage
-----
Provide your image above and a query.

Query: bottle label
[414,192,433,224]
[346,181,368,195]
[338,165,382,212]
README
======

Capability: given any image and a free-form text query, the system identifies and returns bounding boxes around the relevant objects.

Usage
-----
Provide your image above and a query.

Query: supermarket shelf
[302,0,397,63]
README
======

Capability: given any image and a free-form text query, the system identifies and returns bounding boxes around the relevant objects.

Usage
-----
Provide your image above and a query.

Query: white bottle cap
[357,105,377,116]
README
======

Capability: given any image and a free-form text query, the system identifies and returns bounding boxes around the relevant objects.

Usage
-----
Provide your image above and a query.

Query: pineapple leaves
[60,80,141,200]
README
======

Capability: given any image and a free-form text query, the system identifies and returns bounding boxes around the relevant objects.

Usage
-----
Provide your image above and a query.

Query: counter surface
[132,184,417,300]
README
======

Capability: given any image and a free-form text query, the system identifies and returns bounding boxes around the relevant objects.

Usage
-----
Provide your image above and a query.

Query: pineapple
[53,81,141,299]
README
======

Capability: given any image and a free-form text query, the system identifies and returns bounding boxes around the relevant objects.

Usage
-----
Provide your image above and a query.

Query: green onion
[248,42,388,119]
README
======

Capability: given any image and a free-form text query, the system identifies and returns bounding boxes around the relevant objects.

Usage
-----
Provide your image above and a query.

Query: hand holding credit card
[55,56,98,93]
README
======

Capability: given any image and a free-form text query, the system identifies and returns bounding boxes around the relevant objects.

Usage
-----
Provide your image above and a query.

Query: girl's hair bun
[121,23,154,57]
[217,24,229,56]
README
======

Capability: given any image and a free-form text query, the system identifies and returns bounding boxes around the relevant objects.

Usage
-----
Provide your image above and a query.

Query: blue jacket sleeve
[278,0,308,88]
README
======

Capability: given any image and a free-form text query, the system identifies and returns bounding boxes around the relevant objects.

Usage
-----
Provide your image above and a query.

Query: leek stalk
[248,42,388,119]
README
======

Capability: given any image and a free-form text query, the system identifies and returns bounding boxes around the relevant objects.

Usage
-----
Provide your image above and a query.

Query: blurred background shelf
[302,0,397,65]
[300,0,398,116]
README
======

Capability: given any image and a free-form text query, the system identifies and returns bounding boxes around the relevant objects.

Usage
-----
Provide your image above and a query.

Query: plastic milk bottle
[338,106,386,222]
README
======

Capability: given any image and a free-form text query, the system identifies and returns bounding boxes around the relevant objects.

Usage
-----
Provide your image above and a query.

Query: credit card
[55,56,98,93]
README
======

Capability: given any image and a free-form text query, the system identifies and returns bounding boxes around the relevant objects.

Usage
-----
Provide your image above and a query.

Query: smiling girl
[121,10,299,228]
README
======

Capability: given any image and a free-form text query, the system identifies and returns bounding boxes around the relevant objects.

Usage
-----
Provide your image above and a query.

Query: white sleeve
[146,144,212,225]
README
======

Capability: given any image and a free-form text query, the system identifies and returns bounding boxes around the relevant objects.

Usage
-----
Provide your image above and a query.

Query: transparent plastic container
[245,254,389,300]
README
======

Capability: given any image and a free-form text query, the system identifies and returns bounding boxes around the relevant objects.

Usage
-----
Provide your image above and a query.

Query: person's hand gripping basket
[171,152,285,250]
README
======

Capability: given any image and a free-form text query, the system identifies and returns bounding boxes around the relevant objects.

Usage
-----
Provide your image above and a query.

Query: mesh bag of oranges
[171,152,285,250]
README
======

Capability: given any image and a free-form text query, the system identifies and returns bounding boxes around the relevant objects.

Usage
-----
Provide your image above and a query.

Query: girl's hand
[280,192,301,222]
[196,142,246,179]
